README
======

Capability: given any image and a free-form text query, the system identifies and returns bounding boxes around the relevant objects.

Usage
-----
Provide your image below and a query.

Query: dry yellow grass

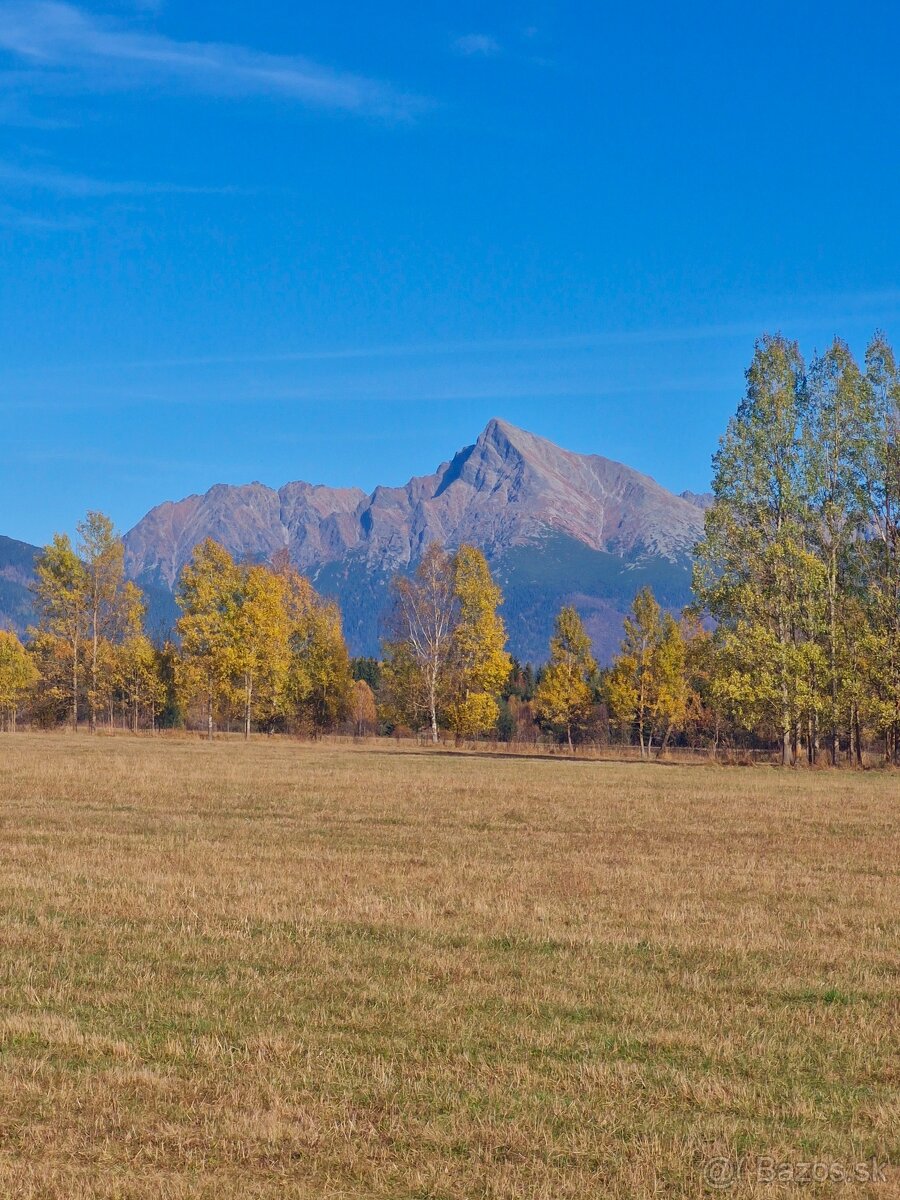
[0,733,897,1198]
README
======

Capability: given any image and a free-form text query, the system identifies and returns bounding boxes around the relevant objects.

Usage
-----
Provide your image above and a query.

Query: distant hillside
[0,535,39,635]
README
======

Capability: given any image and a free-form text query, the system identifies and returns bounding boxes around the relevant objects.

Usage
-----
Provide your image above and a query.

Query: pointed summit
[478,416,522,445]
[476,416,547,459]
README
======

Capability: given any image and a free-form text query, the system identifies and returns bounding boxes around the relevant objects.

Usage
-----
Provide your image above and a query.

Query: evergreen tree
[351,657,382,690]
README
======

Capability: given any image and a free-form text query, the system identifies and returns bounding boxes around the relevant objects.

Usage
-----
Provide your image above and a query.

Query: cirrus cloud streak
[0,1,427,120]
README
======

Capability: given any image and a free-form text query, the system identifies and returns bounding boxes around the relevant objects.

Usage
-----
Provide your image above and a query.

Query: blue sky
[2,1,900,545]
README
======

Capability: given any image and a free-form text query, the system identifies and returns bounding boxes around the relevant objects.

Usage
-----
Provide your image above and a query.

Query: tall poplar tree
[289,598,353,734]
[694,334,820,764]
[862,332,900,760]
[805,339,874,762]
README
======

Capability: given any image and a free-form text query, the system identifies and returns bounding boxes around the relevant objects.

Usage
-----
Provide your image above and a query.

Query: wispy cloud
[5,290,899,399]
[6,302,900,378]
[0,1,426,119]
[61,312,890,372]
[0,158,239,196]
[453,33,501,58]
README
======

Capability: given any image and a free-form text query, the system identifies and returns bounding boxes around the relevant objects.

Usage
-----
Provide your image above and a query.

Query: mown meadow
[0,734,896,1197]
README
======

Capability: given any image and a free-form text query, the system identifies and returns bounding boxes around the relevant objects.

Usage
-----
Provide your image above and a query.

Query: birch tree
[77,512,130,734]
[606,587,688,757]
[175,539,238,739]
[387,544,457,743]
[32,533,87,731]
[228,564,291,739]
[533,605,596,751]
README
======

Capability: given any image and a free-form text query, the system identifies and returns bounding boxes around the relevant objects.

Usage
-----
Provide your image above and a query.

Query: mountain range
[2,419,709,662]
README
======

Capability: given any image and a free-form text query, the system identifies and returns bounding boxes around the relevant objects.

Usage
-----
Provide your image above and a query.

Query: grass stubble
[0,734,896,1198]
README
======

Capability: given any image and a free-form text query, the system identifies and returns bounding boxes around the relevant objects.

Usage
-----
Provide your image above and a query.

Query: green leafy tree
[805,340,874,762]
[861,332,900,762]
[694,334,820,764]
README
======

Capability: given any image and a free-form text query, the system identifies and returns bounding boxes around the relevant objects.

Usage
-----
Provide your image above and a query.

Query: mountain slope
[122,419,706,660]
[0,535,40,635]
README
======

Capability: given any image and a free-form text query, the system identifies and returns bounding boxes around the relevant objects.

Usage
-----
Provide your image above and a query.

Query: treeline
[0,523,356,738]
[1,330,897,763]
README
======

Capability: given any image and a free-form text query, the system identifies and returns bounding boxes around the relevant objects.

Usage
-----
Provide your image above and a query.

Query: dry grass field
[0,734,897,1198]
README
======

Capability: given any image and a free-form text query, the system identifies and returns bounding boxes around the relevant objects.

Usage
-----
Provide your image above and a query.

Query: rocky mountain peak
[2,421,710,658]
